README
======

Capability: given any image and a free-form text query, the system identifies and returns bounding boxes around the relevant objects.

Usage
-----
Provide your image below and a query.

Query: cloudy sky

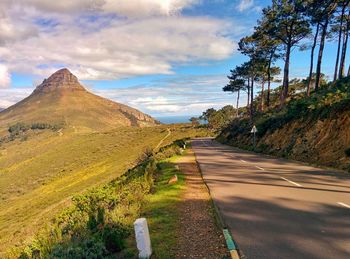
[0,0,341,116]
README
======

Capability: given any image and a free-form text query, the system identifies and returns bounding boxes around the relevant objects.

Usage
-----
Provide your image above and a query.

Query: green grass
[0,124,209,255]
[123,155,186,259]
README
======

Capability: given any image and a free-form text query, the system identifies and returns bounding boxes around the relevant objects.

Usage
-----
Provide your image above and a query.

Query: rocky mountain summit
[34,68,85,93]
[0,68,158,132]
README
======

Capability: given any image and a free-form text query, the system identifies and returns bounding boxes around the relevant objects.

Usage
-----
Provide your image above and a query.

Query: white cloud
[0,64,11,88]
[9,0,198,17]
[0,87,33,107]
[1,15,235,80]
[130,96,182,112]
[237,0,254,12]
[102,0,199,17]
[0,11,37,45]
[92,74,249,116]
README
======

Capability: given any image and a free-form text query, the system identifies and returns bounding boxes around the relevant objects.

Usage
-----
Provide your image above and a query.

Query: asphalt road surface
[192,138,350,259]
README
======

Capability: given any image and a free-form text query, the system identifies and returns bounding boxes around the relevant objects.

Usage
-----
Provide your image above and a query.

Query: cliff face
[218,108,350,172]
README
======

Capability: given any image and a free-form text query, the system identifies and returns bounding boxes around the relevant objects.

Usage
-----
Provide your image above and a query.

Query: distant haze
[156,115,199,124]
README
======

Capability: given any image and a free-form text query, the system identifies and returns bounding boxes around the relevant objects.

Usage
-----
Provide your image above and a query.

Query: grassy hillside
[13,139,188,258]
[0,124,210,254]
[0,89,156,135]
[0,68,158,135]
[218,77,350,172]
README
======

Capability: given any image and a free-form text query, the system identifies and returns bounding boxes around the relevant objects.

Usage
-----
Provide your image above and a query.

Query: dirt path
[175,147,229,258]
[155,128,171,150]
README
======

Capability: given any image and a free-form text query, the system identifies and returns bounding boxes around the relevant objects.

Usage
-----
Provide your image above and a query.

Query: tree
[244,60,259,119]
[253,16,281,108]
[201,107,236,131]
[309,0,338,91]
[189,117,199,127]
[306,18,320,96]
[238,35,268,117]
[303,73,327,93]
[265,0,311,106]
[220,105,236,122]
[200,108,216,122]
[333,0,350,81]
[255,65,281,111]
[339,7,350,78]
[207,112,225,130]
[223,66,248,117]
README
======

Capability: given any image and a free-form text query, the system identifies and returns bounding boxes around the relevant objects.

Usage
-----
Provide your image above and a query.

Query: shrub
[345,148,350,157]
[8,123,30,135]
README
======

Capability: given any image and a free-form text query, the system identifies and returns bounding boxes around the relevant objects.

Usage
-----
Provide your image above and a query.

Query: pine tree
[265,0,311,106]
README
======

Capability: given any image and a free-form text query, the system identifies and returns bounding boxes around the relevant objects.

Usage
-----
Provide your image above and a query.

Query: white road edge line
[280,177,302,187]
[337,202,350,209]
[255,166,265,171]
[240,159,247,163]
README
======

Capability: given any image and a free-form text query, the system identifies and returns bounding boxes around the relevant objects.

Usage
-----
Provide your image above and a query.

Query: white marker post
[251,125,258,150]
[134,218,152,258]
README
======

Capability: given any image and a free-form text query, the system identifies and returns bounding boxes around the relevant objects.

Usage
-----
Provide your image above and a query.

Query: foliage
[199,105,237,131]
[345,148,350,157]
[0,122,64,146]
[189,117,200,127]
[219,76,350,142]
[0,124,210,256]
[15,139,187,258]
[7,122,62,137]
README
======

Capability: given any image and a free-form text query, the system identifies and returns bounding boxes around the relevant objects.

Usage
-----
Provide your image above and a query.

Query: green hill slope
[0,124,210,254]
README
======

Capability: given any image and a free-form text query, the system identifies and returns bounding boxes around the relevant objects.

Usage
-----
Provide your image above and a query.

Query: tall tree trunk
[339,11,350,78]
[267,78,271,108]
[236,89,240,118]
[250,77,254,119]
[307,22,320,96]
[267,49,274,107]
[334,2,347,81]
[260,80,265,112]
[247,78,250,108]
[348,63,350,76]
[315,20,329,92]
[280,42,291,106]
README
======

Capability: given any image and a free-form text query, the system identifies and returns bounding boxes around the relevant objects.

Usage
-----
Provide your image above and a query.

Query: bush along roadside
[12,139,188,259]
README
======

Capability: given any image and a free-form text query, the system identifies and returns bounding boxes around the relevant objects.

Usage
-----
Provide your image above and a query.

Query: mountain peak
[34,68,85,93]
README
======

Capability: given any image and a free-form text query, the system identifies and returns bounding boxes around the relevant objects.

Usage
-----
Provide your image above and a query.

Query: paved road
[192,138,350,259]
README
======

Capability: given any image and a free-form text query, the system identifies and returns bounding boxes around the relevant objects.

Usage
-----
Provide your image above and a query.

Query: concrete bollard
[134,218,152,258]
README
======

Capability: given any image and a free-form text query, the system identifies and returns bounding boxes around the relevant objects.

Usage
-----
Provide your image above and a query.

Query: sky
[0,0,344,116]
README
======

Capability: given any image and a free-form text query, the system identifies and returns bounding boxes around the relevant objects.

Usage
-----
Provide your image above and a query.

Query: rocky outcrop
[34,68,85,93]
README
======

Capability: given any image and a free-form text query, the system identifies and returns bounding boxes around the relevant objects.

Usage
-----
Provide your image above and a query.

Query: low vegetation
[0,122,64,144]
[13,140,186,258]
[0,124,211,255]
[125,156,186,258]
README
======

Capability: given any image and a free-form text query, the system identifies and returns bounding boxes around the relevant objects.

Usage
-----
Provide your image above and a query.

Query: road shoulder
[175,147,229,258]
